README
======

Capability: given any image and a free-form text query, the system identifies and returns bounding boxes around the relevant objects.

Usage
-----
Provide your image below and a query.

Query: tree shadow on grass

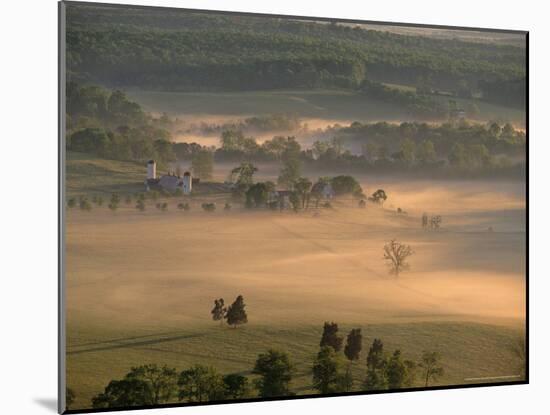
[67,333,207,355]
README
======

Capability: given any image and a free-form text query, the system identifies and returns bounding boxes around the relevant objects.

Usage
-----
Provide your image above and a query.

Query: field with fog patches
[65,169,525,409]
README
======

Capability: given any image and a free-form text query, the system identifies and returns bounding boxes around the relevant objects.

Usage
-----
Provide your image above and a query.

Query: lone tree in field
[344,328,363,362]
[225,295,248,328]
[419,351,444,387]
[320,322,343,352]
[211,298,226,324]
[383,239,414,276]
[253,349,294,398]
[364,339,388,390]
[369,189,388,204]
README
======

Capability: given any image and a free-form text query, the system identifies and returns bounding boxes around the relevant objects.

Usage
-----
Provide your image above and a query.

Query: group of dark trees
[88,353,292,409]
[66,82,175,164]
[90,364,250,408]
[315,322,445,392]
[229,161,365,211]
[83,320,444,410]
[67,4,525,108]
[211,296,248,328]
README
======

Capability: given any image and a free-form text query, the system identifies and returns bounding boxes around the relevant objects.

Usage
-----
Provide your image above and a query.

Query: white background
[0,0,544,413]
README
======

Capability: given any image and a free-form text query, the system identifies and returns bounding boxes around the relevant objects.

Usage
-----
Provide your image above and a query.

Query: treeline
[66,83,525,177]
[70,321,443,410]
[66,82,175,163]
[179,122,526,177]
[184,114,304,136]
[66,4,525,97]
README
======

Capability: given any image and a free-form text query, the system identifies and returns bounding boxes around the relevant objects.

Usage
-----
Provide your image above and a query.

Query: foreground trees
[364,339,416,391]
[178,365,226,402]
[320,322,344,352]
[253,350,294,397]
[364,339,388,390]
[312,346,351,394]
[91,339,445,408]
[344,329,363,362]
[222,374,250,399]
[419,351,444,387]
[92,364,177,408]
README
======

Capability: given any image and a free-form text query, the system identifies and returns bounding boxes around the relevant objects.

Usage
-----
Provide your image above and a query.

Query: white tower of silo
[183,171,192,194]
[147,160,156,180]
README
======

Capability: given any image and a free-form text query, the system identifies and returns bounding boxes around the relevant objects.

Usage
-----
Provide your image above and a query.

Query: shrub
[202,203,216,212]
[136,200,145,211]
[79,197,92,211]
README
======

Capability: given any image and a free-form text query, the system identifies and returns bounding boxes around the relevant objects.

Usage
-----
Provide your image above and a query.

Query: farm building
[144,160,192,194]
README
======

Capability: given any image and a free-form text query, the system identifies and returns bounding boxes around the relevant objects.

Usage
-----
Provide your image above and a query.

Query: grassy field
[66,152,147,197]
[127,88,525,128]
[67,321,524,410]
[65,154,526,410]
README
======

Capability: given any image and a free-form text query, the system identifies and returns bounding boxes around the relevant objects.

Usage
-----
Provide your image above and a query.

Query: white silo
[147,160,156,180]
[182,171,192,194]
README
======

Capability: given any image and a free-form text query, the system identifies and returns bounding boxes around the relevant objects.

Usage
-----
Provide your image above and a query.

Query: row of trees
[84,321,444,410]
[66,82,524,178]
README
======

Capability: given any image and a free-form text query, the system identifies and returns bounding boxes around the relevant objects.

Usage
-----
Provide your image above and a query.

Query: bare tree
[383,239,414,276]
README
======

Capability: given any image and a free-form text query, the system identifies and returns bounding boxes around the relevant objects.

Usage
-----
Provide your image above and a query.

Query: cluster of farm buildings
[143,160,335,205]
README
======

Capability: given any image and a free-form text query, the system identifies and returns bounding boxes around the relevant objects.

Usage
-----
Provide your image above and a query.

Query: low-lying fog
[66,177,526,331]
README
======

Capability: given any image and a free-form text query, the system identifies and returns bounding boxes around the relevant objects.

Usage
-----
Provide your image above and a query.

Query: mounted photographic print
[58,1,528,413]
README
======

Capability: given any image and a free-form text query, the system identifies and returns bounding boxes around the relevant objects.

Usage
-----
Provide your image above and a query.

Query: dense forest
[66,5,526,108]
